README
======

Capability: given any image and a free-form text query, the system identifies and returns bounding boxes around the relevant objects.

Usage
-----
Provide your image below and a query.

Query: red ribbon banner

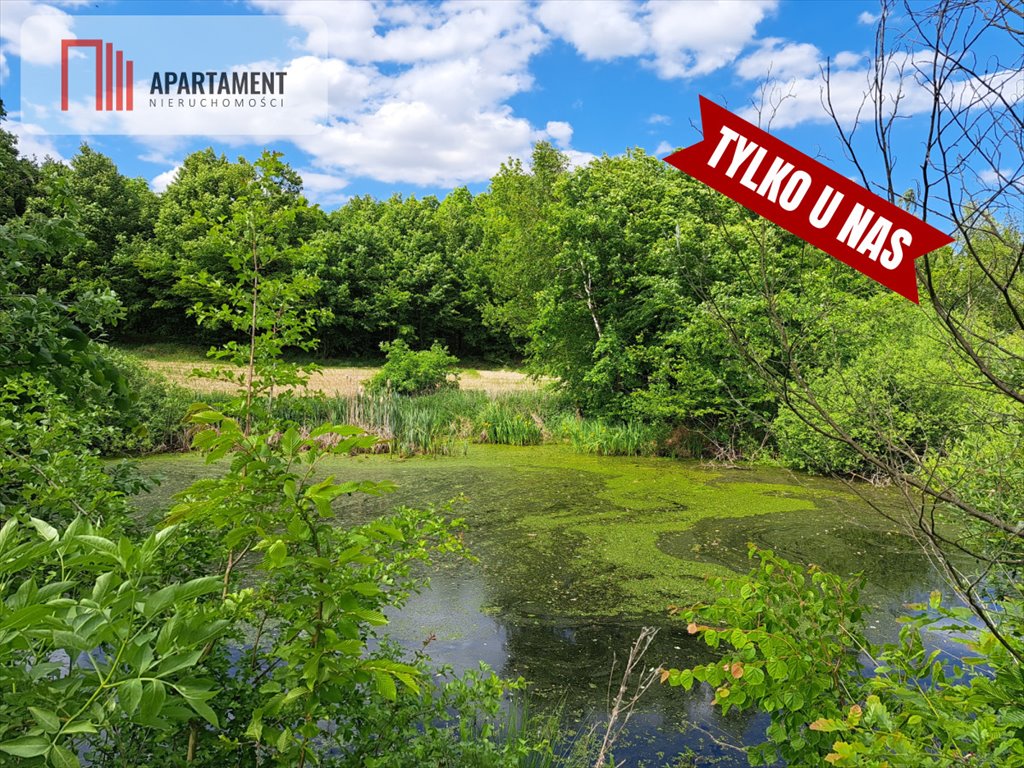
[663,96,954,303]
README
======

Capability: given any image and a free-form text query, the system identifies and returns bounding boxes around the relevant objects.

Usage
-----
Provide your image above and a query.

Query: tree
[135,148,324,339]
[183,150,326,433]
[664,1,1023,763]
[475,141,567,347]
[0,101,41,223]
[24,145,158,331]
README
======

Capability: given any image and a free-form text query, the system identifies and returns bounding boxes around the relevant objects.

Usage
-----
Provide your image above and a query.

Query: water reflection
[137,447,965,765]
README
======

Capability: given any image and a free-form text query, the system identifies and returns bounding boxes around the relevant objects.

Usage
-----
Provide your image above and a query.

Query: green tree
[23,145,158,331]
[135,148,324,339]
[0,101,41,223]
[475,141,567,346]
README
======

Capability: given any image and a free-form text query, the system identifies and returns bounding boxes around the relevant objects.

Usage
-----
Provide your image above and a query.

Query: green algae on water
[130,444,924,622]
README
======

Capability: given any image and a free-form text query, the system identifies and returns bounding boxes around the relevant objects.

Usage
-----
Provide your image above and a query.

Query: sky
[0,0,1018,210]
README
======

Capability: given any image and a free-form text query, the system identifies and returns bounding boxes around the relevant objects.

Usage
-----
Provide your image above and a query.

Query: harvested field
[143,360,545,396]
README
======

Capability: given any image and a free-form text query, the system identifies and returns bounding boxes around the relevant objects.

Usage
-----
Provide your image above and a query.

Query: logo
[27,16,327,135]
[61,38,134,111]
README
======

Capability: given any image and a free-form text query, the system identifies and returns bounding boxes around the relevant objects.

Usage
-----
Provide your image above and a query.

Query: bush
[365,339,460,396]
[95,348,195,455]
[664,546,1024,767]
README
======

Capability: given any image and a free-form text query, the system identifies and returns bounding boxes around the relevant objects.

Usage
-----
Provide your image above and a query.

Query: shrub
[95,348,196,455]
[365,339,460,396]
[664,546,1024,767]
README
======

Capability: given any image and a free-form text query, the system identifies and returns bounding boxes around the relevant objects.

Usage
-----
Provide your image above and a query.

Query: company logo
[29,16,327,136]
[61,38,134,112]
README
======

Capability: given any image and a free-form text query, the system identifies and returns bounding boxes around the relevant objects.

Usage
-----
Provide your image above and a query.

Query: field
[124,343,545,396]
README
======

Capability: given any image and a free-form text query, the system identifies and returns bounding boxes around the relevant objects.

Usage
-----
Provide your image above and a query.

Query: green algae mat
[133,445,930,622]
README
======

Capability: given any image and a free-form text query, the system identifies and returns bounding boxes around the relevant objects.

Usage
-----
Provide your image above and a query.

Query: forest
[1,1,1022,765]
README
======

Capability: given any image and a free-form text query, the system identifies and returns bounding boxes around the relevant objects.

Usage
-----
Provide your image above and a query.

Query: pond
[134,445,954,766]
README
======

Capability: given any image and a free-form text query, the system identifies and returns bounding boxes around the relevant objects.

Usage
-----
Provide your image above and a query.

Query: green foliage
[93,349,196,454]
[365,338,460,396]
[309,190,501,357]
[0,101,41,223]
[0,374,140,528]
[23,145,158,330]
[0,199,129,411]
[181,150,328,432]
[665,547,1024,767]
[157,404,467,764]
[665,546,867,766]
[0,515,227,766]
[770,293,975,475]
[475,142,567,345]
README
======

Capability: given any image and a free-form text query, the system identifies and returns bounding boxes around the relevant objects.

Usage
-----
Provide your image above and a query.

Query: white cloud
[150,165,181,193]
[645,0,778,78]
[294,102,539,186]
[297,169,349,205]
[647,113,671,125]
[6,119,64,161]
[247,0,597,187]
[562,148,597,169]
[738,48,1024,130]
[543,120,573,148]
[858,11,879,25]
[833,51,864,69]
[536,0,647,60]
[655,140,674,155]
[538,0,777,79]
[978,168,1003,184]
[736,38,822,81]
[0,0,75,67]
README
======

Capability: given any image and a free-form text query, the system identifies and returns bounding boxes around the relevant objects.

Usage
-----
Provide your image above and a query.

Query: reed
[150,386,679,460]
[564,418,663,457]
[478,401,543,446]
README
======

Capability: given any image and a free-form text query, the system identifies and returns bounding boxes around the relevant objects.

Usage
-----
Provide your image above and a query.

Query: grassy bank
[116,346,675,458]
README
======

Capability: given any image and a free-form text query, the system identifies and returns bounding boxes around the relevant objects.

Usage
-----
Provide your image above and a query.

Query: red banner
[663,96,954,303]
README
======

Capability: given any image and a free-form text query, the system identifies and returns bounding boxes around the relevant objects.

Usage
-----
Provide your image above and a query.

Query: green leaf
[142,576,220,618]
[0,735,50,757]
[182,695,219,727]
[121,678,143,715]
[156,650,203,677]
[809,718,846,732]
[29,517,59,542]
[0,604,54,631]
[52,630,91,653]
[49,743,80,768]
[29,707,60,734]
[374,671,397,701]
[139,680,167,723]
[766,658,789,681]
[266,540,287,568]
[60,722,98,736]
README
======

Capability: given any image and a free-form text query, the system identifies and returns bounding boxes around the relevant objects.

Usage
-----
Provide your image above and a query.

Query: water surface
[136,446,953,766]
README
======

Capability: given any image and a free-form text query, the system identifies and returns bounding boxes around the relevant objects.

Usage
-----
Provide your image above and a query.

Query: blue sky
[1,0,1017,210]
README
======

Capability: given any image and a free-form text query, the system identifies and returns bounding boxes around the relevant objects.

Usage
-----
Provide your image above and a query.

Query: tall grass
[561,418,664,457]
[135,382,684,459]
[479,401,543,446]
